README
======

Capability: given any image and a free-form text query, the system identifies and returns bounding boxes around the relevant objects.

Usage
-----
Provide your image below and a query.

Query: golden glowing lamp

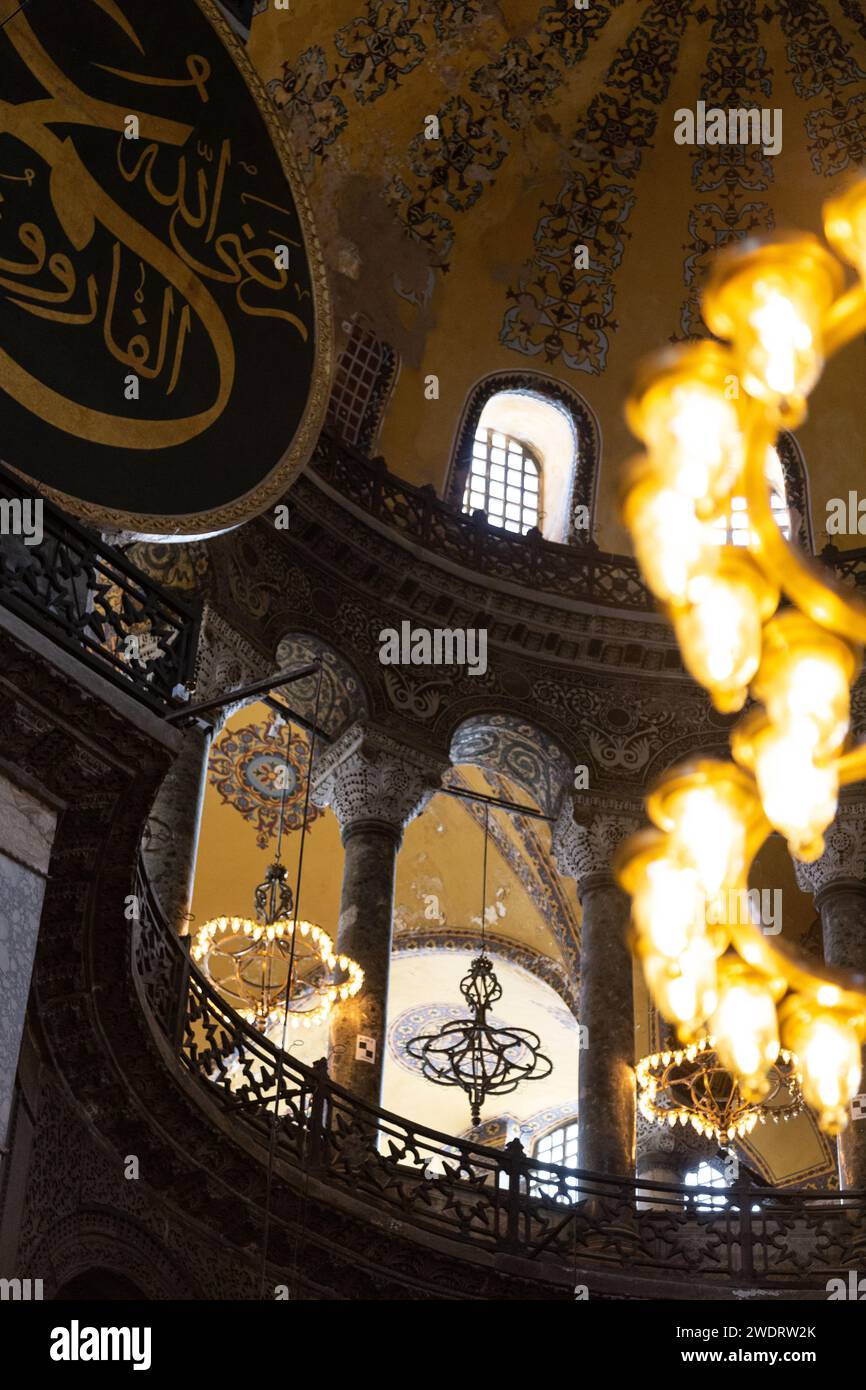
[824,177,866,279]
[780,998,863,1135]
[709,958,785,1102]
[646,759,766,900]
[620,460,711,606]
[625,342,744,515]
[732,710,839,862]
[704,235,843,422]
[642,939,720,1038]
[673,549,779,712]
[615,828,709,962]
[751,611,861,762]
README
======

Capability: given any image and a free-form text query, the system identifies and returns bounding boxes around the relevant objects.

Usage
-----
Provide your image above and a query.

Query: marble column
[553,806,639,1177]
[0,775,56,1156]
[795,808,866,1189]
[313,725,446,1107]
[143,725,212,935]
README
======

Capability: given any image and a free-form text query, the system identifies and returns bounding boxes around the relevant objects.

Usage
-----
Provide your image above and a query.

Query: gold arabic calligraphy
[0,0,309,450]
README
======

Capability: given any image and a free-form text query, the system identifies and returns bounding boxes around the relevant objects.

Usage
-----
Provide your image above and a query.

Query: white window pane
[469,492,485,509]
[504,519,520,533]
[491,447,506,465]
[524,473,538,492]
[492,431,507,448]
[489,481,504,500]
[507,486,522,503]
[505,503,521,519]
[490,464,505,481]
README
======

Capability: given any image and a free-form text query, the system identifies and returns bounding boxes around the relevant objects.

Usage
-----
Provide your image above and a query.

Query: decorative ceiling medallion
[209,720,322,847]
[0,0,330,535]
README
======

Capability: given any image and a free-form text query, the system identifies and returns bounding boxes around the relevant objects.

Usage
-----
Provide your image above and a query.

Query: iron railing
[821,540,866,593]
[133,860,866,1292]
[311,431,656,612]
[0,464,200,710]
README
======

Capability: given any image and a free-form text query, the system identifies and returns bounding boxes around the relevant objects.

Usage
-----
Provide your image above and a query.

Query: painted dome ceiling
[248,0,866,551]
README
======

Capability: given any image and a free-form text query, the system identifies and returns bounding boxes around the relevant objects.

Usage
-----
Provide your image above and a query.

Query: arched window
[530,1118,580,1202]
[535,1119,579,1168]
[449,374,599,545]
[684,1159,729,1210]
[463,426,541,534]
[709,445,792,546]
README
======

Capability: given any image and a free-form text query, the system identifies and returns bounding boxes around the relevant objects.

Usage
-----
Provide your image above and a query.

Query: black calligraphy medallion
[0,0,330,533]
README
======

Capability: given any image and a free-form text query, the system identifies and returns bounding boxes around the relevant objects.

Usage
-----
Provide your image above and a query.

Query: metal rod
[438,783,552,822]
[164,662,321,725]
[261,695,332,745]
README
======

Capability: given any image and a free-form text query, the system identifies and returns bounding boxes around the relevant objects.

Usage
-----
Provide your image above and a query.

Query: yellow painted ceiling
[247,0,866,554]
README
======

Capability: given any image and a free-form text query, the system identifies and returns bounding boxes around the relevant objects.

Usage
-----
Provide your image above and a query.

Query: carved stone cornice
[793,806,866,902]
[192,604,271,713]
[311,723,447,837]
[552,803,640,893]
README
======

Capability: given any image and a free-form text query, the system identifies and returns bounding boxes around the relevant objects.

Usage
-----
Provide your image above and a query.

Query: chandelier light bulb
[643,938,719,1034]
[710,967,781,1102]
[824,177,866,278]
[749,289,812,398]
[669,787,745,900]
[704,236,842,420]
[782,1006,862,1135]
[631,855,706,961]
[621,466,710,605]
[675,571,763,712]
[626,344,745,513]
[752,612,860,762]
[733,713,839,861]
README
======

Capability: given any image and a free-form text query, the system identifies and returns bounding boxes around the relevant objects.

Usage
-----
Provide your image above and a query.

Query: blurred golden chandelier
[636,1038,804,1146]
[616,178,866,1137]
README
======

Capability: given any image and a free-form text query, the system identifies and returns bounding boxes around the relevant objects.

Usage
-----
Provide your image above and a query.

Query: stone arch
[31,1209,201,1301]
[448,711,573,818]
[391,926,578,1018]
[445,369,601,545]
[444,711,580,981]
[272,631,370,739]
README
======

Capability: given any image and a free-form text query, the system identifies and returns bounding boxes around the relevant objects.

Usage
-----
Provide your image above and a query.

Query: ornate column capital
[552,802,639,895]
[793,805,866,903]
[312,723,447,840]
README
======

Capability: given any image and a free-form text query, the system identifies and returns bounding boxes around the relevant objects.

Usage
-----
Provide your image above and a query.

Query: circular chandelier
[193,708,363,1034]
[405,805,552,1125]
[615,177,866,1137]
[637,1037,804,1145]
[192,860,363,1030]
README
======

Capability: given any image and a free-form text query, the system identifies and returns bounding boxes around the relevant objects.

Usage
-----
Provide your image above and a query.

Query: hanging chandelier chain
[277,661,325,1060]
[481,802,489,954]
